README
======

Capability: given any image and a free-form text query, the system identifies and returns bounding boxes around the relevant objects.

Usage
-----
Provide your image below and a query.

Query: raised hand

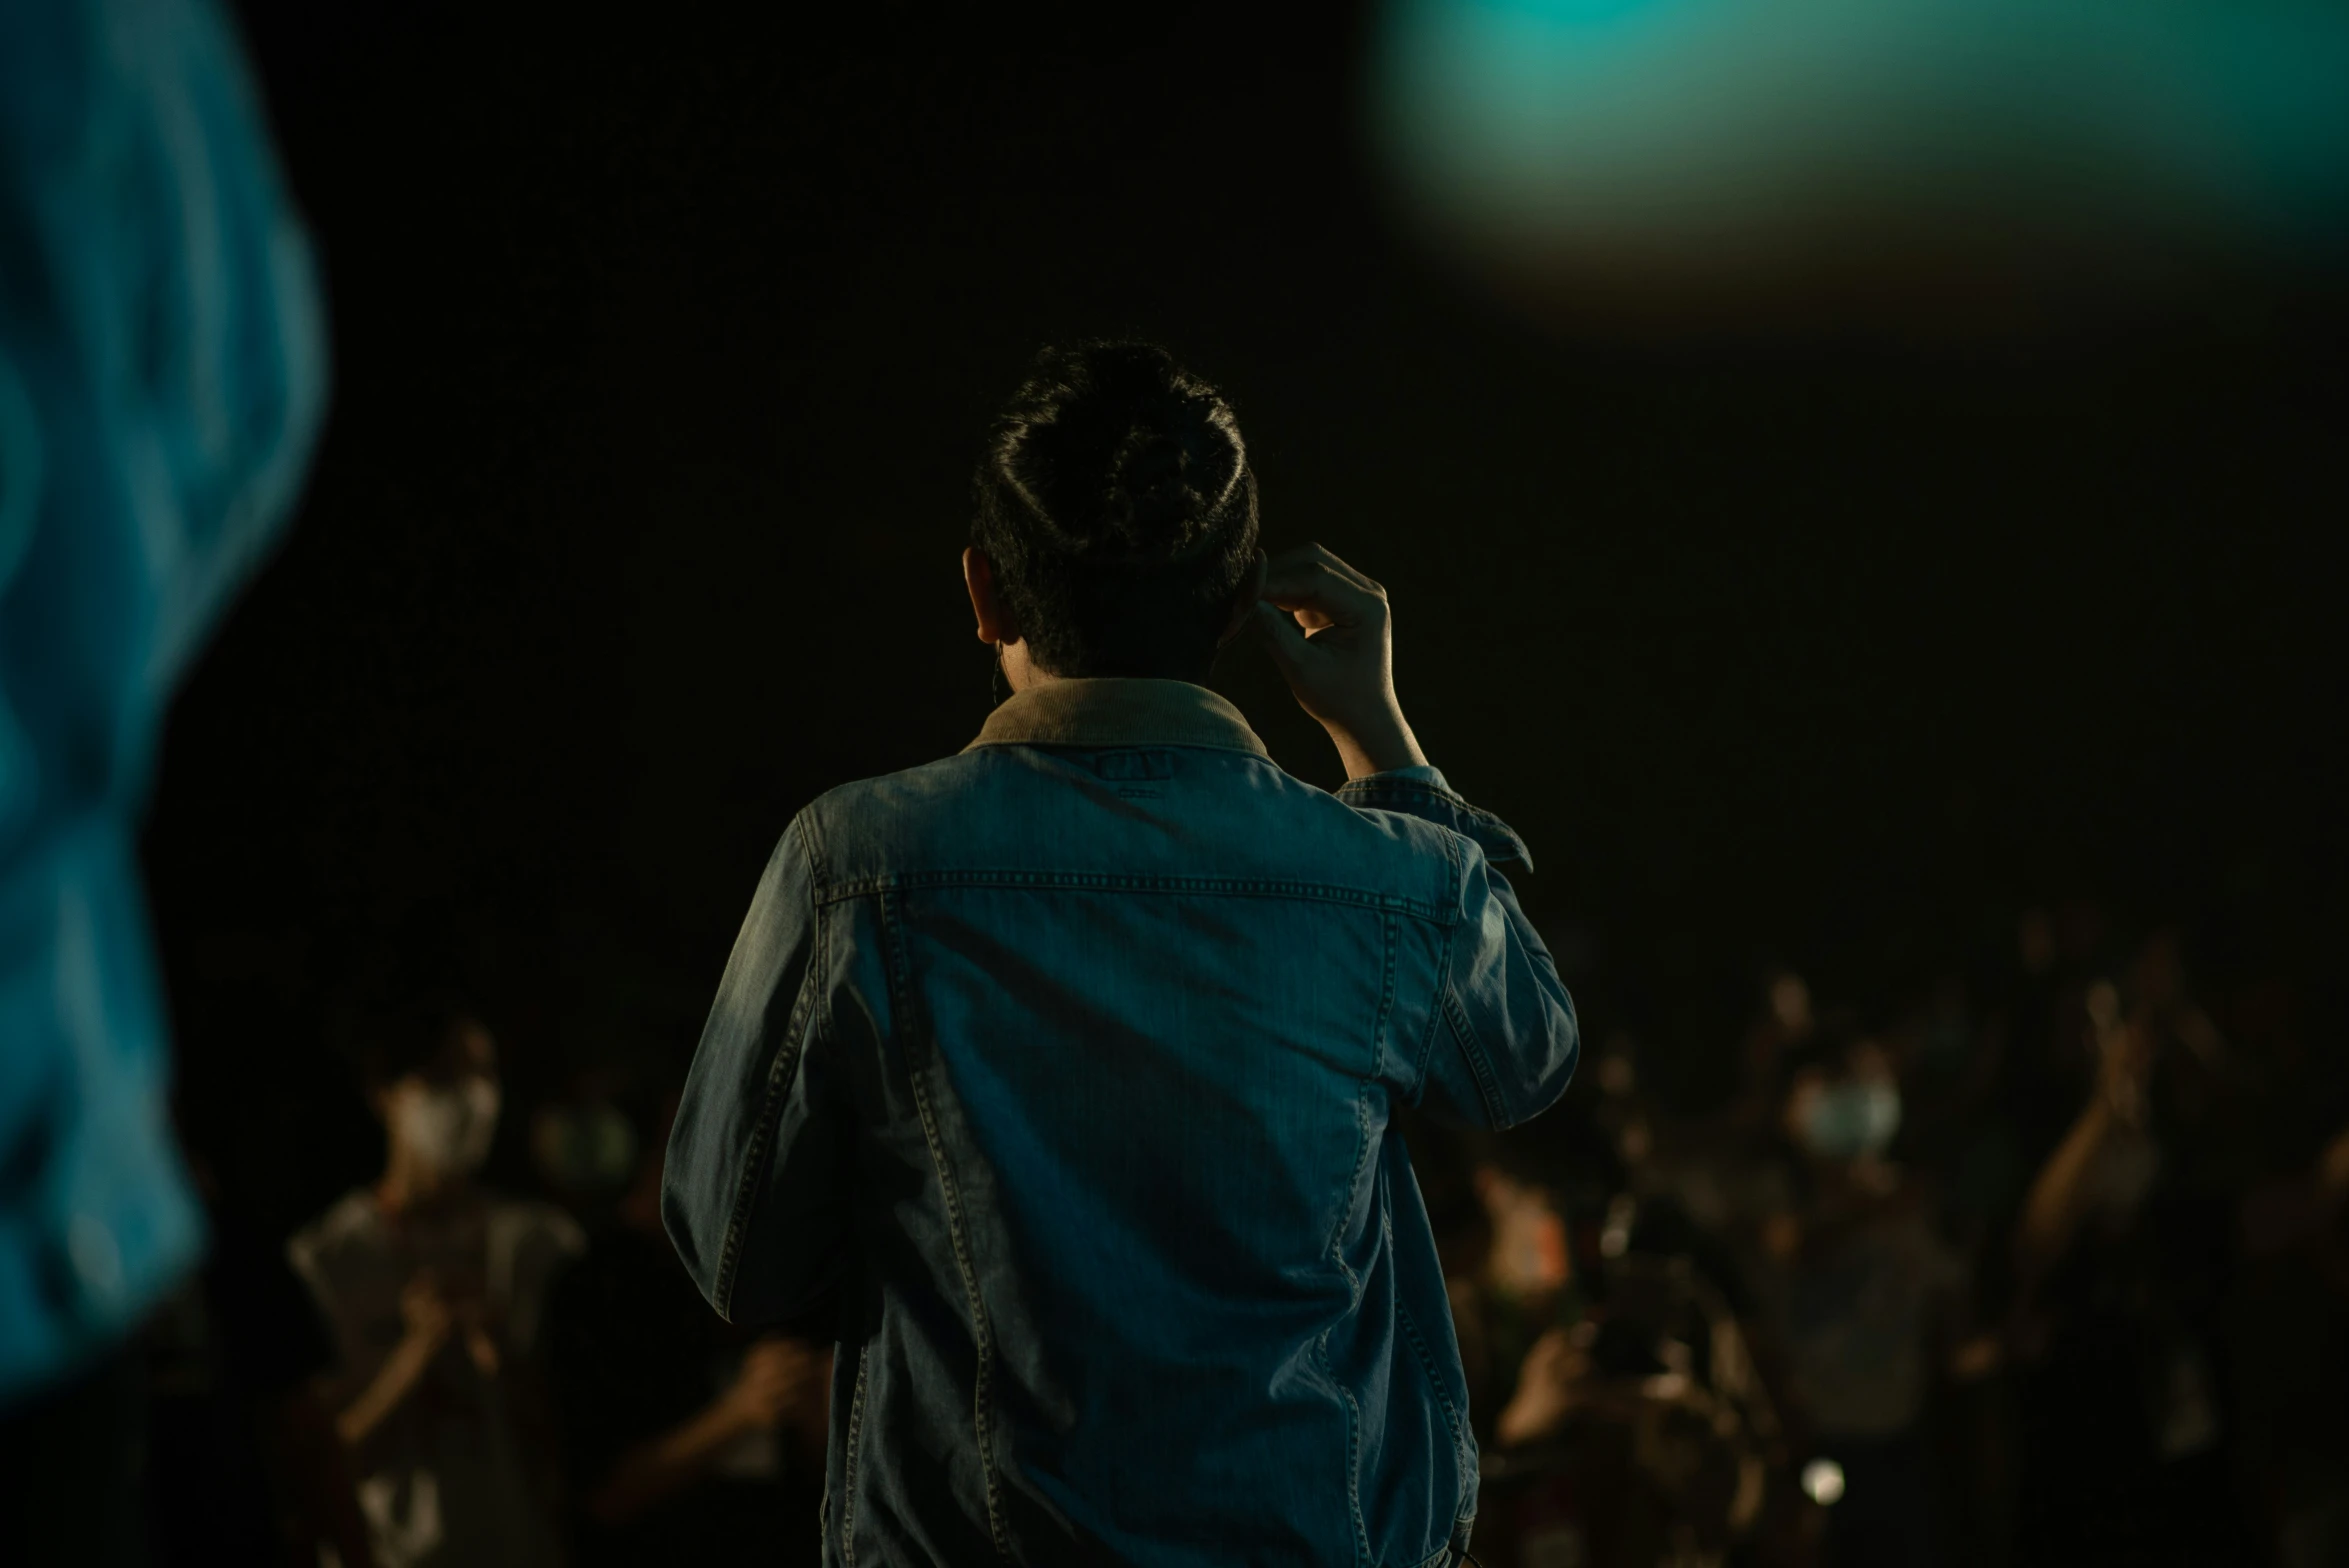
[720,1337,819,1431]
[398,1270,454,1355]
[1253,544,1428,781]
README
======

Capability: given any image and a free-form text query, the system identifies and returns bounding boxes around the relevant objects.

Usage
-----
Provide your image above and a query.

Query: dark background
[153,2,2347,1224]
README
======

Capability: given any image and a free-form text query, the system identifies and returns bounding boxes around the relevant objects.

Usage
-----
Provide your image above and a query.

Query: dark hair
[972,341,1259,679]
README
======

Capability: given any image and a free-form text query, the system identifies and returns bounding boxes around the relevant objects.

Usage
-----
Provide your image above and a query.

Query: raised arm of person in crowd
[2014,995,2153,1294]
[1258,544,1579,1131]
[663,818,855,1326]
[586,1337,825,1524]
[331,1270,462,1449]
[330,1259,536,1457]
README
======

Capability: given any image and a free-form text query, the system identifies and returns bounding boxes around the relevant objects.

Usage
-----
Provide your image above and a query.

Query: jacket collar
[964,678,1269,757]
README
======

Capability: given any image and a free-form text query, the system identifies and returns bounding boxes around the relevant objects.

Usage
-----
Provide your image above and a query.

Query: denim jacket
[665,679,1578,1567]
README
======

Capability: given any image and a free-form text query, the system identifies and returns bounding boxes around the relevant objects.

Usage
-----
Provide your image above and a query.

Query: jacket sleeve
[1339,769,1580,1130]
[663,811,853,1326]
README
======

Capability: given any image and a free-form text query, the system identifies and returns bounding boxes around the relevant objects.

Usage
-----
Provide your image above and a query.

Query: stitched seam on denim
[884,888,1013,1562]
[1439,808,1509,1125]
[1324,1085,1371,1302]
[840,1340,869,1565]
[1341,795,1474,841]
[1382,912,1400,1052]
[1336,778,1468,810]
[1343,784,1530,869]
[1342,780,1514,842]
[1415,924,1452,1097]
[1323,914,1396,1297]
[1396,1298,1472,1512]
[1443,988,1510,1129]
[1308,913,1388,1568]
[1376,912,1399,1099]
[1316,1326,1372,1568]
[815,869,1453,923]
[1432,829,1515,1126]
[1412,833,1465,1095]
[797,807,830,889]
[712,837,827,1319]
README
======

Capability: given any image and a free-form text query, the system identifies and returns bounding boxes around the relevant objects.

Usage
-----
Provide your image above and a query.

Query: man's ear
[964,546,1020,646]
[1215,548,1269,648]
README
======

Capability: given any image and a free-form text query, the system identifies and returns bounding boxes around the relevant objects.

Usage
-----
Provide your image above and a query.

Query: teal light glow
[1375,0,2349,262]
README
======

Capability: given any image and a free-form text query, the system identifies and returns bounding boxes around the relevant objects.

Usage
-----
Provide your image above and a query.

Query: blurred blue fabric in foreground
[0,0,325,1406]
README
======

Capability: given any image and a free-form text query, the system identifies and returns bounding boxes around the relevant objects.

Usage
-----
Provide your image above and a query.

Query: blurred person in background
[1589,1031,1764,1326]
[1995,902,2114,1189]
[1477,1140,1583,1451]
[141,1138,376,1568]
[1890,972,2000,1194]
[1468,1169,1790,1565]
[2008,931,2261,1566]
[545,1085,828,1567]
[1418,1075,1793,1567]
[1751,1022,1978,1568]
[1875,957,2032,1567]
[1402,1119,1590,1452]
[288,1001,583,1568]
[529,1067,645,1226]
[1627,974,1821,1272]
[2226,977,2349,1567]
[0,0,324,1553]
[1740,971,1817,1129]
[662,341,1579,1567]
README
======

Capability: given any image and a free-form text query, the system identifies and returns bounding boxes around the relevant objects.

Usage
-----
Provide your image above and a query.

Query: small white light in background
[1802,1458,1846,1506]
[1600,1192,1635,1258]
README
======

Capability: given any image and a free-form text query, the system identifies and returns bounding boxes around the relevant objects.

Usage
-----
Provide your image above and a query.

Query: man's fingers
[1323,548,1384,598]
[1261,554,1385,627]
[1252,599,1312,662]
[1263,544,1380,594]
[1281,542,1383,596]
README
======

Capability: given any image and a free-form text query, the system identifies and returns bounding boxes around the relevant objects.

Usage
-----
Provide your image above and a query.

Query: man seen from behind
[663,341,1579,1567]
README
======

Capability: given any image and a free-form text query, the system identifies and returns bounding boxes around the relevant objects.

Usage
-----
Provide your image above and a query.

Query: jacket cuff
[1337,769,1535,871]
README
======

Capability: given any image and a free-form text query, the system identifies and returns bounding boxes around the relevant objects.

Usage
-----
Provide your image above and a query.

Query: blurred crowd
[1421,909,2349,1568]
[127,901,2349,1568]
[138,991,831,1568]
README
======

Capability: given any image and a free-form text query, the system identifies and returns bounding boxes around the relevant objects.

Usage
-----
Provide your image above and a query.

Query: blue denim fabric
[0,0,325,1405]
[666,680,1577,1567]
